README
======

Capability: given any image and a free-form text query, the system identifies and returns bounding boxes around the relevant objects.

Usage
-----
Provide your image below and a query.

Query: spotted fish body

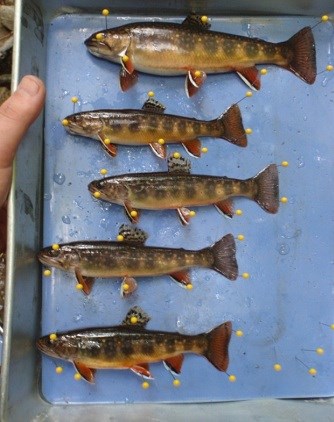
[85,16,316,94]
[37,307,232,382]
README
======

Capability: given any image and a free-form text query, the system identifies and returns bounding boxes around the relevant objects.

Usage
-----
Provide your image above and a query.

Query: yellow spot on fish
[201,147,208,153]
[74,373,82,381]
[158,138,165,145]
[245,128,253,135]
[235,330,244,337]
[281,161,289,167]
[189,210,196,217]
[76,283,83,290]
[95,33,104,41]
[93,191,101,199]
[148,91,155,97]
[71,96,78,103]
[100,168,108,175]
[123,283,129,291]
[117,234,124,242]
[273,363,282,372]
[235,209,243,216]
[228,374,237,382]
[186,284,193,290]
[201,15,208,24]
[173,379,181,387]
[104,138,111,145]
[122,55,129,63]
[142,381,150,389]
[242,272,250,279]
[260,68,267,75]
[316,347,325,355]
[280,196,288,203]
[102,8,110,16]
[130,316,138,324]
[308,368,317,376]
[55,366,63,374]
[173,152,181,159]
[326,64,333,71]
[245,91,253,97]
[52,244,60,251]
[321,15,329,22]
[195,70,201,77]
[237,234,244,241]
[44,269,51,277]
[130,210,138,218]
[49,333,57,341]
[62,119,69,126]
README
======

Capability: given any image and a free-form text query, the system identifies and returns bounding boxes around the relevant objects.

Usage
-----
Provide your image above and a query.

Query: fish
[88,155,279,225]
[62,98,247,159]
[38,225,238,296]
[37,306,232,383]
[84,13,316,97]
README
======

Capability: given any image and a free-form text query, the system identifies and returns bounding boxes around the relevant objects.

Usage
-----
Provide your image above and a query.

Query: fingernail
[17,76,41,97]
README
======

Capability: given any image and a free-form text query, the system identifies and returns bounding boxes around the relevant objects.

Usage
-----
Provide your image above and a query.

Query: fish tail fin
[216,104,247,147]
[281,26,316,84]
[205,321,232,371]
[210,234,238,280]
[253,164,279,214]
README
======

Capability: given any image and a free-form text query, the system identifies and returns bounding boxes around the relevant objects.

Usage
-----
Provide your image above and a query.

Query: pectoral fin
[121,276,138,297]
[182,139,201,157]
[73,361,96,383]
[130,363,153,379]
[163,354,184,374]
[236,67,261,90]
[186,70,207,97]
[120,68,138,91]
[74,269,95,295]
[120,54,135,74]
[169,270,191,287]
[214,199,234,218]
[150,142,167,159]
[98,132,118,157]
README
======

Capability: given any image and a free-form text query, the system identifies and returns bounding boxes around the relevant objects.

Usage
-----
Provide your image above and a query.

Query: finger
[0,75,45,169]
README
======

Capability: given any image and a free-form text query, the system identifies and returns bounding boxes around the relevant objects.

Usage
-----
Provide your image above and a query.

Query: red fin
[73,361,96,383]
[216,104,247,147]
[163,354,184,374]
[124,202,140,223]
[120,54,135,74]
[98,133,118,157]
[205,321,232,371]
[121,276,138,298]
[253,164,279,213]
[177,207,191,225]
[236,66,260,90]
[182,139,201,157]
[169,270,191,287]
[210,234,238,280]
[74,269,95,295]
[120,68,138,91]
[149,142,167,159]
[215,199,234,218]
[130,363,153,379]
[279,26,316,84]
[185,70,207,97]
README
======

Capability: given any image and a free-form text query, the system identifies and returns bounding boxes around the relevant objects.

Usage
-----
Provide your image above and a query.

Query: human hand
[0,75,45,250]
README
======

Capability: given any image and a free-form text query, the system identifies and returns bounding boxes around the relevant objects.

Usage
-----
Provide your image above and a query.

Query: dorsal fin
[122,306,151,327]
[167,155,191,173]
[142,98,166,114]
[118,224,148,244]
[181,13,211,30]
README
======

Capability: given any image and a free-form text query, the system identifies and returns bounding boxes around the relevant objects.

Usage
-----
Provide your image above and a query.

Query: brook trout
[88,155,279,225]
[85,13,316,96]
[62,99,246,159]
[37,306,232,383]
[38,226,238,296]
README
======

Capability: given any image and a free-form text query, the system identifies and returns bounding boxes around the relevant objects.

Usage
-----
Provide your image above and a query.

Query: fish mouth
[37,250,61,268]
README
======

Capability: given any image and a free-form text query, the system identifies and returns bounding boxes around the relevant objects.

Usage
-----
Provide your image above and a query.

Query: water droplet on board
[282,223,301,239]
[99,218,108,229]
[277,243,290,255]
[62,215,71,225]
[44,193,52,201]
[53,173,66,185]
[74,314,83,322]
[297,156,305,168]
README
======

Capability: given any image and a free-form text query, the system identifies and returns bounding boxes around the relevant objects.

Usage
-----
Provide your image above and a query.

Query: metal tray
[1,0,334,420]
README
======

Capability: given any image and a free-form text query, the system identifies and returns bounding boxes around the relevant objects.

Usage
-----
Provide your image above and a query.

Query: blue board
[41,14,334,403]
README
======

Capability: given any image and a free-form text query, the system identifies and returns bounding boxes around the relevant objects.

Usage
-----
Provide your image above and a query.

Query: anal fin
[75,269,95,295]
[98,132,118,157]
[186,70,207,97]
[182,139,201,157]
[124,201,140,223]
[169,270,191,287]
[131,363,153,379]
[150,142,167,159]
[236,66,261,90]
[214,199,234,218]
[163,354,184,374]
[73,361,96,383]
[177,207,191,225]
[121,276,138,297]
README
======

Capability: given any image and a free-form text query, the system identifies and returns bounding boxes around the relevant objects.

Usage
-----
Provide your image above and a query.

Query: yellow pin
[95,33,104,41]
[273,363,282,372]
[76,283,83,290]
[148,91,155,97]
[74,373,82,381]
[245,128,253,135]
[117,234,124,242]
[173,379,181,387]
[49,333,57,341]
[321,15,329,22]
[245,91,253,97]
[280,197,288,203]
[308,368,317,376]
[260,68,267,75]
[186,284,193,290]
[44,269,51,277]
[326,64,334,72]
[130,316,138,324]
[122,283,129,291]
[201,147,208,153]
[158,138,165,145]
[235,330,244,337]
[316,347,325,355]
[281,161,289,167]
[71,96,78,103]
[228,374,237,382]
[142,381,150,389]
[242,272,250,279]
[61,118,69,126]
[104,138,111,145]
[237,234,244,241]
[130,210,138,218]
[93,191,101,199]
[100,168,108,175]
[235,209,243,216]
[55,366,63,374]
[122,55,129,63]
[201,15,208,24]
[173,152,181,159]
[52,244,60,251]
[102,8,110,16]
[194,70,201,77]
[189,210,196,217]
